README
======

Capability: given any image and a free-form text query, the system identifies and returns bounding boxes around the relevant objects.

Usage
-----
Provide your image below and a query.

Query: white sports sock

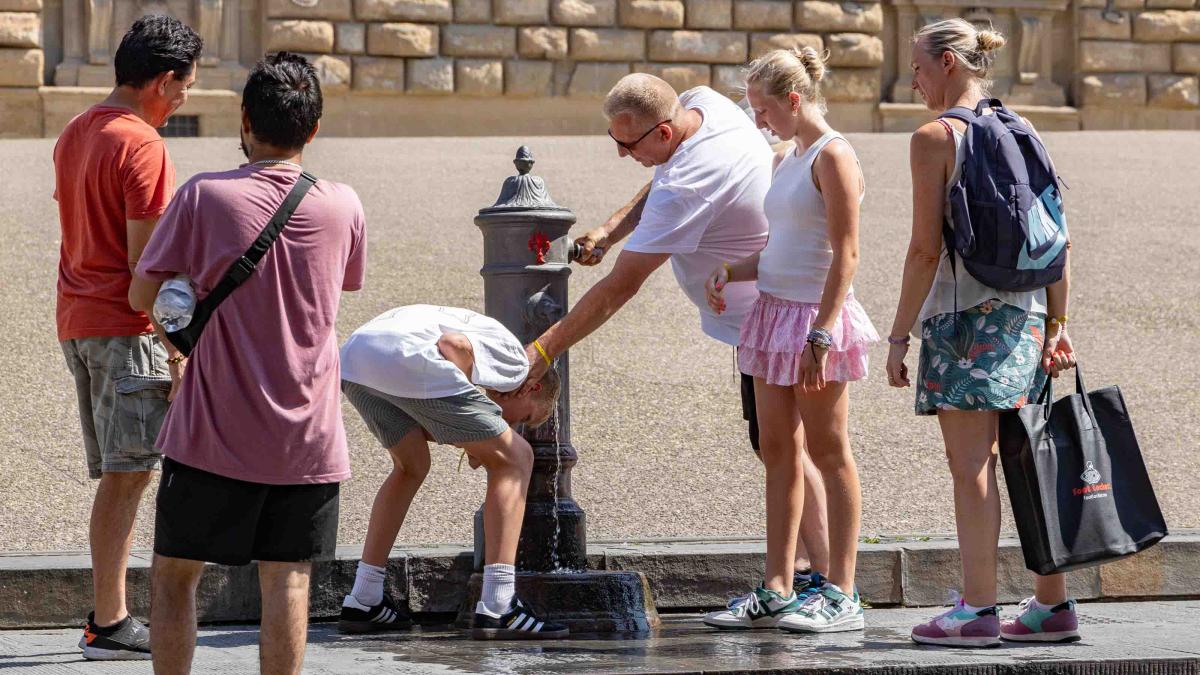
[350,561,387,607]
[1029,597,1058,611]
[481,563,516,616]
[961,600,994,614]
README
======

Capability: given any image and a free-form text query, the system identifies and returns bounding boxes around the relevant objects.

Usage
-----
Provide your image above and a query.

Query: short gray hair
[602,73,681,125]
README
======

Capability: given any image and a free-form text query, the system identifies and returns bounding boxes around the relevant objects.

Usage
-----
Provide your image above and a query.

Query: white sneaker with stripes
[471,598,569,640]
[338,593,413,634]
[777,583,865,634]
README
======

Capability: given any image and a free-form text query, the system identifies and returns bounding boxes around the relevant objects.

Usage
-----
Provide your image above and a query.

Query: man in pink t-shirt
[129,53,365,674]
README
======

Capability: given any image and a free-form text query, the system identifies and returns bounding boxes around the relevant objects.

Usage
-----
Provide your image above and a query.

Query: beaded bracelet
[887,335,911,346]
[166,355,186,365]
[806,327,833,350]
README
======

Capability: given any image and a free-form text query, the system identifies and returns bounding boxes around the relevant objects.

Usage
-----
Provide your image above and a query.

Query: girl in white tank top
[700,48,877,635]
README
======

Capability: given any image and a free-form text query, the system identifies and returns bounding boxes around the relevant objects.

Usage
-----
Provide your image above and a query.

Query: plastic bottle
[154,275,196,332]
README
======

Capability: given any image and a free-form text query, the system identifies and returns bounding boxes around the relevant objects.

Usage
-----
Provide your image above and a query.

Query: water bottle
[153,275,196,332]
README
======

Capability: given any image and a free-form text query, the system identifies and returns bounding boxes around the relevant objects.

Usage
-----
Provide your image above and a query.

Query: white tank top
[917,122,1046,322]
[756,131,861,304]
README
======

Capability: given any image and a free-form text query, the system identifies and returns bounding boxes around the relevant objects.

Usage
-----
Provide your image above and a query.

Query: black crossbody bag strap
[167,171,316,356]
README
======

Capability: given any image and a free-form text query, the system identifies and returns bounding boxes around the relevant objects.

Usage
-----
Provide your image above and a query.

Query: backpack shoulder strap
[939,106,976,125]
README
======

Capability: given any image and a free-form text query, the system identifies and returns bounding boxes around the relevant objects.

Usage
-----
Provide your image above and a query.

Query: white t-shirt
[624,86,773,345]
[340,305,529,400]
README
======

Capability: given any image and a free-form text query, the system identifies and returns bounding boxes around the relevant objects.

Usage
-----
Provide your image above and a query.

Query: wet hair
[527,366,561,428]
[242,52,323,151]
[113,15,203,89]
[745,47,828,114]
[603,73,682,126]
[914,18,1007,89]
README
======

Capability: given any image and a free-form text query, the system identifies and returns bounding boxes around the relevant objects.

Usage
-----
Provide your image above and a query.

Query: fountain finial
[488,146,558,209]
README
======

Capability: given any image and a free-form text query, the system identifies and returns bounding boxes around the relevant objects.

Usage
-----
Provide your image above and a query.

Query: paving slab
[2,601,1199,673]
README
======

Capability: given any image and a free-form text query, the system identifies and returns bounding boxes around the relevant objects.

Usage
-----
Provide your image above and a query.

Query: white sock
[961,600,993,614]
[480,563,516,616]
[1029,597,1058,611]
[349,561,387,607]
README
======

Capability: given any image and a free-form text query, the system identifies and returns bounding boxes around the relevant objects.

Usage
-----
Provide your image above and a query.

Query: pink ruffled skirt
[738,292,880,386]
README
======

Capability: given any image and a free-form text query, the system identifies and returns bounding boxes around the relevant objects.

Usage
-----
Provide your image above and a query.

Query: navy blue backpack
[941,99,1068,292]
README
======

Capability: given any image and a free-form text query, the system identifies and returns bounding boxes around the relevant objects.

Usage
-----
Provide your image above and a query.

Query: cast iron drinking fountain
[454,147,660,633]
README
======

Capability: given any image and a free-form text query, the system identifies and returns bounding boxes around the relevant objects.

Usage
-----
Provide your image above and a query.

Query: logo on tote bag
[1074,462,1111,500]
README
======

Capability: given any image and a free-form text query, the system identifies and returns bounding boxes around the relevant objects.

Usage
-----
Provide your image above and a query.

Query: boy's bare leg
[361,429,432,567]
[797,455,831,575]
[259,561,311,675]
[460,428,534,566]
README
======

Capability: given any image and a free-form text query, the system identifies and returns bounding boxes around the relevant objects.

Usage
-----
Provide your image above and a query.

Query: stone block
[749,32,821,58]
[0,0,40,10]
[1175,43,1200,72]
[1147,0,1194,8]
[519,26,567,59]
[307,53,352,92]
[1134,10,1200,41]
[712,63,746,95]
[1079,0,1144,8]
[570,28,645,60]
[821,66,879,102]
[620,0,684,27]
[1079,40,1171,72]
[648,30,748,63]
[1079,73,1147,106]
[1099,538,1200,597]
[335,22,366,53]
[568,61,631,96]
[456,58,503,95]
[0,12,39,48]
[266,20,336,53]
[354,0,452,21]
[685,0,731,28]
[795,0,881,32]
[406,550,473,612]
[505,59,554,95]
[635,62,711,89]
[733,0,791,30]
[825,32,881,67]
[266,0,353,20]
[0,87,41,137]
[494,0,549,23]
[454,0,490,21]
[552,0,616,25]
[1078,9,1133,40]
[367,22,438,56]
[2,48,43,87]
[407,57,454,94]
[1148,73,1199,107]
[442,24,517,57]
[353,55,405,92]
[901,540,1099,607]
[603,543,765,608]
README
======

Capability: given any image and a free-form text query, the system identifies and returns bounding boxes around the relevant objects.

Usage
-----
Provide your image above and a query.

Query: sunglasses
[607,119,671,151]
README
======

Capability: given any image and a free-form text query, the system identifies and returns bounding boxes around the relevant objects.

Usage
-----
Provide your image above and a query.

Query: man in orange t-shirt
[54,14,201,661]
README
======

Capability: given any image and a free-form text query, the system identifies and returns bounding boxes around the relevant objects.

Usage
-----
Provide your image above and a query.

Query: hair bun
[792,46,826,83]
[976,29,1006,52]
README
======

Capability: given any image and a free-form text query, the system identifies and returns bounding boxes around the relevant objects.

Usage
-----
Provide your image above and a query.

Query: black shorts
[740,372,760,453]
[154,457,340,566]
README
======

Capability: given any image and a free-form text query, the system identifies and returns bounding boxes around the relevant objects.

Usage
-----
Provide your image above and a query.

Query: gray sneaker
[79,612,151,661]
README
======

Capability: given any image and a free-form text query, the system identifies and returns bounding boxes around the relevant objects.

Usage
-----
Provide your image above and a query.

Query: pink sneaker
[1001,597,1081,643]
[911,595,1001,648]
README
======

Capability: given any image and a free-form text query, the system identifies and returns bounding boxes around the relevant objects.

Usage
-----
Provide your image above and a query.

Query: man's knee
[469,434,533,474]
[100,469,155,491]
[152,554,205,594]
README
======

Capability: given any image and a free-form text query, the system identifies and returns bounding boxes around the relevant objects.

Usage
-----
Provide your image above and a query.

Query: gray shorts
[60,334,172,479]
[341,380,509,448]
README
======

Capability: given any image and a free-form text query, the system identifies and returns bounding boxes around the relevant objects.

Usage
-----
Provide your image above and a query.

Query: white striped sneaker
[777,583,865,634]
[471,598,569,640]
[338,593,413,634]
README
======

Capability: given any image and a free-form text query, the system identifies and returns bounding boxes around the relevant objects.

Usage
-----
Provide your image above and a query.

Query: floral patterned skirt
[915,299,1048,416]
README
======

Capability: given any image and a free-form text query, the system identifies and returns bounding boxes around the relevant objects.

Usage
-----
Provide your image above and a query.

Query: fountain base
[453,570,661,633]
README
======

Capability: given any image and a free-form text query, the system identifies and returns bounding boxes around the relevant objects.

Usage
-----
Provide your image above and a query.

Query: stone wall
[0,0,45,136]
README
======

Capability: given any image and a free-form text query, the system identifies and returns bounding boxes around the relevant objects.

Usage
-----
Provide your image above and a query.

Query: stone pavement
[3,601,1199,674]
[1,133,1197,554]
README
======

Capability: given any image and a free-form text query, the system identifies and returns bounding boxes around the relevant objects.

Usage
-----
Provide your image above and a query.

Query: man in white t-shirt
[520,73,831,592]
[337,305,568,640]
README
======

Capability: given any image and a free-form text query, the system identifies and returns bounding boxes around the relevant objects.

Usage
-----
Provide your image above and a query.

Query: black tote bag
[998,365,1167,575]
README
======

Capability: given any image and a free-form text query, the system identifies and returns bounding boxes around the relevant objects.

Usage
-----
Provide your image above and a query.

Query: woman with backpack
[884,19,1079,647]
[702,47,878,634]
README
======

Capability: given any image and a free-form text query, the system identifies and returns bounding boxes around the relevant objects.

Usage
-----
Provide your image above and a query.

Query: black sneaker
[79,612,151,661]
[470,598,569,640]
[338,593,413,634]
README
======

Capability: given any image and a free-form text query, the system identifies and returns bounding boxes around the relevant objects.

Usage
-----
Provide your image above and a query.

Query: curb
[1,533,1196,629]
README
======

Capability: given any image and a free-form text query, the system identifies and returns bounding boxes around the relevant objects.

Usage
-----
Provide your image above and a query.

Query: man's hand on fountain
[573,228,609,266]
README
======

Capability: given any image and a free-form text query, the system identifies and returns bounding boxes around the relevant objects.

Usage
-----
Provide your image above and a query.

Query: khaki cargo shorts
[60,334,172,479]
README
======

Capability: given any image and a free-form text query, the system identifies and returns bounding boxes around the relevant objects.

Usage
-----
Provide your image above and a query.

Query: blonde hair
[602,73,682,125]
[527,366,561,428]
[914,18,1006,90]
[745,47,828,114]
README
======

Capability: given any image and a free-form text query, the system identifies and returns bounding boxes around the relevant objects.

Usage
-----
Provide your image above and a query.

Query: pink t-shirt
[136,165,366,485]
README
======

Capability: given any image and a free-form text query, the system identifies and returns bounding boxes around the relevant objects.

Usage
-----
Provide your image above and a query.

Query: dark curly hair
[242,52,323,150]
[113,15,203,88]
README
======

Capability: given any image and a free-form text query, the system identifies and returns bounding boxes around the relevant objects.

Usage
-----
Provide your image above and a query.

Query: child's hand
[705,266,729,314]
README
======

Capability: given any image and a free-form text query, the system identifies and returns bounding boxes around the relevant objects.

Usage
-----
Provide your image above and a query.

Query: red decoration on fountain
[528,232,551,264]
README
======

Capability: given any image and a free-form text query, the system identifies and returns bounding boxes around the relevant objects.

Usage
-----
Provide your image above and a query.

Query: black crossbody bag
[165,171,317,356]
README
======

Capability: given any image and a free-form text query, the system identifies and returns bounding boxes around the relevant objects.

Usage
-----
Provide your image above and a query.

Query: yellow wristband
[722,262,733,282]
[533,339,553,367]
[1049,315,1069,326]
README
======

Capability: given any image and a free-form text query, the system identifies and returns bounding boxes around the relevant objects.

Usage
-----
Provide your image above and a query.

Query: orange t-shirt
[54,105,175,341]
